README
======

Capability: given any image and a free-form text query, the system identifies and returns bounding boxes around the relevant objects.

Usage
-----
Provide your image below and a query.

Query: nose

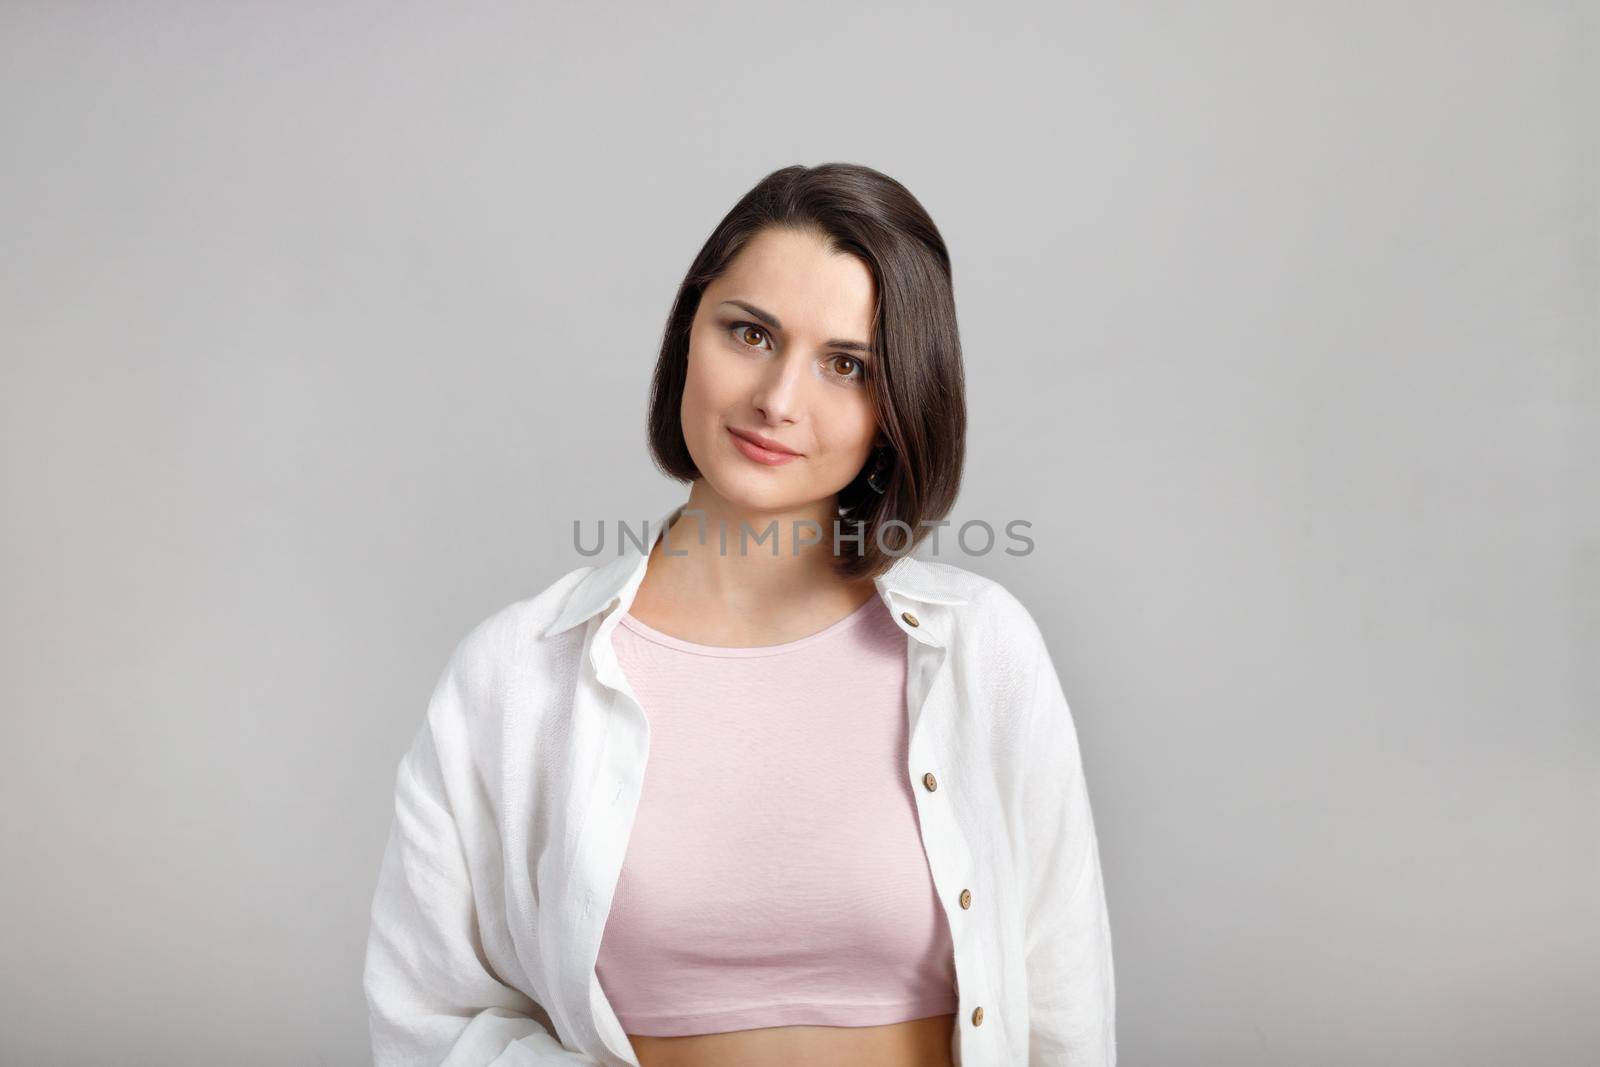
[750,350,804,425]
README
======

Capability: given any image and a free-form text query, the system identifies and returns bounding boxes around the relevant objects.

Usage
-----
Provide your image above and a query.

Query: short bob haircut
[647,162,967,584]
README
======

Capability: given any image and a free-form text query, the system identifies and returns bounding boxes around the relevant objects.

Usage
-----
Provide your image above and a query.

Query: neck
[646,482,868,619]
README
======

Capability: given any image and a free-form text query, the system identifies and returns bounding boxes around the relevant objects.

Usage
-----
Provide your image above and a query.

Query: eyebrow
[719,299,875,355]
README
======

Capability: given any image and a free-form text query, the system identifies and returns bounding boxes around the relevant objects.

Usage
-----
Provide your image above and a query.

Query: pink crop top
[594,593,959,1037]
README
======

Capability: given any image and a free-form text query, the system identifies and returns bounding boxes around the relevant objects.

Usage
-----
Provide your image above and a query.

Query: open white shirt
[363,500,1116,1065]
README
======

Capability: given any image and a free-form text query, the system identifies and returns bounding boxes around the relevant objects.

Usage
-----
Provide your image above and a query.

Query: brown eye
[831,355,864,381]
[737,324,768,347]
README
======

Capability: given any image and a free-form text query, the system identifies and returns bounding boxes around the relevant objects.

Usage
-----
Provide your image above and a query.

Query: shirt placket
[887,595,997,1067]
[562,606,651,1067]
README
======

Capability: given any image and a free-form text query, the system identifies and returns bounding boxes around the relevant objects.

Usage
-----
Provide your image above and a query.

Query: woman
[364,163,1116,1066]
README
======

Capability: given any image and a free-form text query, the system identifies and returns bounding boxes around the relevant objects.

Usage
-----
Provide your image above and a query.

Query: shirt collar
[538,499,971,640]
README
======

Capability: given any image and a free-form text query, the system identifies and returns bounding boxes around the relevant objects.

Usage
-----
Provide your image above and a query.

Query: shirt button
[971,1006,984,1026]
[959,888,972,909]
[922,771,938,791]
[901,611,920,627]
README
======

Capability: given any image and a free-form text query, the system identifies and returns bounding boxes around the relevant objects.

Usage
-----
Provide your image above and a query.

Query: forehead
[708,228,877,336]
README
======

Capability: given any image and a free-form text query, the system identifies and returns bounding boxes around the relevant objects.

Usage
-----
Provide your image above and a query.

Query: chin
[716,474,794,511]
[694,465,801,512]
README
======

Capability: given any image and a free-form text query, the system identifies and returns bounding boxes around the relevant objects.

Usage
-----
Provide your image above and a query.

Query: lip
[728,426,803,466]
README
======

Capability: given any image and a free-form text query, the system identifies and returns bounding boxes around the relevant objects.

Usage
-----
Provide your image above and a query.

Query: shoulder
[914,559,1058,720]
[436,565,595,705]
[918,565,1089,775]
[404,567,597,813]
[909,556,1049,647]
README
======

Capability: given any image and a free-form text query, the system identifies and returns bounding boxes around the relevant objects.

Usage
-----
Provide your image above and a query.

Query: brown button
[922,771,938,791]
[900,611,920,627]
[959,888,972,909]
[971,1006,984,1026]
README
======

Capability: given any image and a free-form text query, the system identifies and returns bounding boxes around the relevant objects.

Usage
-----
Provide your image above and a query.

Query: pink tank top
[595,593,959,1037]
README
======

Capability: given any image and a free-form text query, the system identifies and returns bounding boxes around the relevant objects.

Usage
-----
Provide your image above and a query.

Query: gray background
[2,3,1594,1064]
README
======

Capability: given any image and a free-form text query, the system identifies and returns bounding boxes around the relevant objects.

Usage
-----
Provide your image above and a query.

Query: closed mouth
[728,427,803,457]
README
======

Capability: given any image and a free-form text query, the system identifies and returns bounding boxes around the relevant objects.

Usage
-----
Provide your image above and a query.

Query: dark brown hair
[646,162,966,583]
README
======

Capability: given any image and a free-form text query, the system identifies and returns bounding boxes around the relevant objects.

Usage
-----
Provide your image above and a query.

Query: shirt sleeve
[363,652,600,1066]
[1020,621,1118,1065]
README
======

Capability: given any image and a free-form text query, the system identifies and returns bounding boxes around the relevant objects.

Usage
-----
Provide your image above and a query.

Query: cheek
[680,348,717,425]
[683,343,736,413]
[815,405,879,467]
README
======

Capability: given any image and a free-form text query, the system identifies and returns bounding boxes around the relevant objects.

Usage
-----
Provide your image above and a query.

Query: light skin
[624,226,957,1066]
[629,225,893,648]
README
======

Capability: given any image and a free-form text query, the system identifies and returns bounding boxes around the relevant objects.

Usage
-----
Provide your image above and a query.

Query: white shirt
[363,500,1116,1066]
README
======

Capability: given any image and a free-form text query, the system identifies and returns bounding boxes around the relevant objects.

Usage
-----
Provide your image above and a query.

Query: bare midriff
[626,1012,957,1067]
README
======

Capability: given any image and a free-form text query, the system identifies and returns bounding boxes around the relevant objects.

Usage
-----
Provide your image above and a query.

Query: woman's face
[680,226,883,515]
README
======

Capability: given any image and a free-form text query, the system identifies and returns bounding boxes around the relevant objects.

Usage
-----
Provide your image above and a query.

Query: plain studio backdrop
[1,3,1593,1065]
